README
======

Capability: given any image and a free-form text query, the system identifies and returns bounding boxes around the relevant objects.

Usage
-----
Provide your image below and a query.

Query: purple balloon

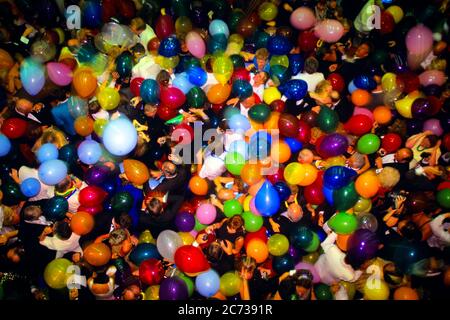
[287,245,301,262]
[406,118,424,135]
[85,166,111,185]
[346,229,380,268]
[159,277,189,300]
[175,212,196,232]
[411,98,432,119]
[318,133,349,158]
[423,118,443,136]
[423,84,442,97]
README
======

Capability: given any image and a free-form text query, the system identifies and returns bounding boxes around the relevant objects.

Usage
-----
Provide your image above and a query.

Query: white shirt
[199,153,226,181]
[201,73,219,91]
[40,233,82,259]
[132,55,161,80]
[139,24,157,53]
[427,214,450,249]
[381,153,396,164]
[66,182,88,213]
[292,72,325,92]
[19,166,55,201]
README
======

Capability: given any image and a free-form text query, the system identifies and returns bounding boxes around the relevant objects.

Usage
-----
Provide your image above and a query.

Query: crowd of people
[0,0,449,300]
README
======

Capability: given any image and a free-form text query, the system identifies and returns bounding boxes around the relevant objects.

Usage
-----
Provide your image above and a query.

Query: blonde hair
[315,80,332,95]
[255,48,269,61]
[32,126,68,152]
[377,167,400,189]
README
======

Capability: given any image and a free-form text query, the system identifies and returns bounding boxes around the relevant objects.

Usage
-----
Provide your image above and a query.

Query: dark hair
[55,176,71,193]
[88,101,101,114]
[425,135,439,148]
[227,215,244,231]
[94,273,110,284]
[114,212,132,229]
[147,198,163,216]
[156,70,170,87]
[278,277,297,300]
[55,221,72,240]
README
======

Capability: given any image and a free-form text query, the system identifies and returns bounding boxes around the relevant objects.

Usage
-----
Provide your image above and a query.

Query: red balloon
[231,68,251,82]
[102,0,117,23]
[190,196,206,210]
[344,114,373,136]
[211,103,225,114]
[148,37,161,52]
[130,77,144,97]
[116,0,135,19]
[174,245,210,274]
[155,14,175,40]
[381,133,402,153]
[327,73,345,92]
[1,118,28,139]
[139,258,164,285]
[270,99,285,113]
[173,123,194,145]
[179,202,195,215]
[157,104,178,121]
[380,11,395,35]
[278,114,299,137]
[397,72,420,93]
[161,86,186,109]
[437,181,450,191]
[78,205,103,216]
[297,120,311,143]
[244,227,268,249]
[78,186,107,207]
[304,182,325,205]
[428,96,443,115]
[267,166,285,184]
[298,31,318,53]
[253,93,262,104]
[443,133,450,151]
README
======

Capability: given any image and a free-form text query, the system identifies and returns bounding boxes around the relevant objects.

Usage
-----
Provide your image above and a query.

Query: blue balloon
[249,137,270,160]
[288,54,304,75]
[82,0,102,28]
[187,66,207,86]
[129,243,161,266]
[273,255,295,274]
[158,36,181,57]
[279,79,308,100]
[348,80,357,94]
[102,117,138,156]
[270,65,292,85]
[20,178,41,198]
[255,180,280,217]
[195,269,220,298]
[77,140,102,165]
[38,159,68,185]
[0,134,11,157]
[36,143,58,163]
[20,58,45,96]
[209,19,229,38]
[207,33,228,54]
[228,140,249,159]
[229,114,251,132]
[274,181,291,202]
[284,137,303,153]
[140,79,160,104]
[232,79,253,99]
[267,35,293,55]
[323,185,334,205]
[353,74,377,91]
[323,166,357,190]
[173,72,194,94]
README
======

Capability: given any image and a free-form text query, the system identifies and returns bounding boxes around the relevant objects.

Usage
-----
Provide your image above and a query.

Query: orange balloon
[246,239,269,263]
[207,83,231,104]
[218,188,234,201]
[241,163,263,186]
[373,106,392,125]
[84,243,111,267]
[189,175,209,195]
[336,233,350,251]
[73,68,97,98]
[393,287,419,300]
[264,111,280,130]
[74,116,94,136]
[298,163,318,186]
[355,171,380,198]
[351,89,372,107]
[0,49,14,70]
[248,179,264,196]
[271,140,291,164]
[123,159,150,185]
[71,211,94,235]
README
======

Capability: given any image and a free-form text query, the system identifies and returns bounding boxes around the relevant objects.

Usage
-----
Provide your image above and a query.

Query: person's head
[146,198,163,216]
[394,148,413,163]
[134,136,148,158]
[131,43,145,61]
[144,103,158,118]
[355,42,371,59]
[16,98,33,114]
[420,135,439,149]
[113,212,132,229]
[54,221,72,240]
[122,284,142,300]
[255,48,269,70]
[88,100,101,115]
[38,127,68,149]
[377,167,400,189]
[315,80,333,96]
[23,205,43,221]
[298,148,314,164]
[253,71,269,87]
[156,70,171,87]
[109,228,127,246]
[54,176,72,194]
[235,255,257,280]
[130,18,146,35]
[304,56,319,74]
[227,215,244,232]
[294,270,313,298]
[287,203,303,222]
[162,161,177,178]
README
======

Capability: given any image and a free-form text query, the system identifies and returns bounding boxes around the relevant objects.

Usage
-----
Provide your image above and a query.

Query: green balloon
[317,106,339,133]
[229,54,245,69]
[179,273,194,297]
[223,199,243,218]
[328,212,358,235]
[111,191,134,212]
[268,234,289,256]
[224,106,241,120]
[195,218,207,231]
[228,9,245,33]
[59,144,77,165]
[357,133,381,154]
[225,152,245,175]
[220,272,242,296]
[183,57,201,70]
[304,232,320,253]
[437,188,450,209]
[291,226,313,249]
[115,51,133,78]
[333,182,359,212]
[186,86,206,108]
[44,196,69,221]
[255,31,271,49]
[314,283,333,300]
[1,179,24,206]
[270,65,291,86]
[242,211,263,232]
[248,103,271,123]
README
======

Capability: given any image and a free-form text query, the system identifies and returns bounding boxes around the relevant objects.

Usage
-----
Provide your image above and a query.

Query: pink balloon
[295,262,321,283]
[314,19,344,43]
[249,197,262,216]
[196,203,217,225]
[290,7,316,30]
[160,86,186,109]
[405,24,433,55]
[423,118,443,136]
[419,70,447,87]
[186,31,206,59]
[47,62,72,86]
[353,107,374,121]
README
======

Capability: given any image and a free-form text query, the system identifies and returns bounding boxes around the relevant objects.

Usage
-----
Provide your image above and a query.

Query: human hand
[168,153,182,164]
[157,137,167,145]
[394,195,406,209]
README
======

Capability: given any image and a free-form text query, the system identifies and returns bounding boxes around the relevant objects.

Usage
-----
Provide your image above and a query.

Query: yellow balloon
[179,232,194,245]
[263,87,281,104]
[386,6,404,24]
[228,34,244,47]
[353,197,372,214]
[364,279,390,300]
[97,87,120,111]
[381,72,397,92]
[395,91,423,119]
[225,42,243,56]
[269,55,289,68]
[243,195,253,211]
[324,156,346,168]
[258,1,278,21]
[44,258,72,289]
[94,118,108,137]
[283,162,305,185]
[213,55,234,85]
[139,230,156,244]
[298,163,318,186]
[144,285,160,300]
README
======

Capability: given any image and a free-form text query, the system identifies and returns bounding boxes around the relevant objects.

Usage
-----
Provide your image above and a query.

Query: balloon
[419,70,446,87]
[364,280,390,300]
[45,196,69,221]
[351,89,372,107]
[0,134,11,157]
[258,1,278,21]
[140,79,160,104]
[346,229,380,268]
[357,134,381,154]
[267,35,292,55]
[139,258,164,286]
[20,58,45,96]
[79,186,107,207]
[77,140,102,165]
[1,118,27,139]
[323,166,357,190]
[175,212,195,232]
[157,230,183,262]
[213,55,234,85]
[196,203,217,225]
[219,272,242,297]
[36,143,59,163]
[304,182,325,205]
[228,140,249,160]
[129,243,161,266]
[85,166,110,186]
[386,6,403,23]
[58,144,77,165]
[355,171,380,199]
[246,239,269,263]
[67,96,88,118]
[38,160,67,185]
[47,62,72,86]
[229,114,250,132]
[115,51,133,78]
[224,199,243,218]
[186,66,207,87]
[97,87,120,111]
[357,213,378,233]
[209,19,229,38]
[242,211,263,233]
[73,68,97,98]
[44,258,72,289]
[174,245,210,274]
[314,19,344,43]
[159,277,189,300]
[130,77,144,97]
[69,211,94,236]
[406,24,433,55]
[290,7,316,30]
[74,116,94,137]
[344,115,373,136]
[263,87,281,105]
[175,15,193,36]
[288,54,304,76]
[254,181,280,217]
[185,31,206,58]
[284,162,305,185]
[373,106,392,125]
[102,117,137,156]
[298,164,318,187]
[317,133,349,158]
[241,163,263,186]
[268,234,289,256]
[284,137,303,154]
[207,83,231,104]
[328,212,358,235]
[280,79,308,100]
[111,191,134,212]
[333,182,359,211]
[317,107,339,133]
[278,114,299,138]
[290,225,313,249]
[273,181,291,202]
[436,189,450,209]
[393,287,419,300]
[189,175,208,196]
[123,159,149,185]
[20,178,41,198]
[327,73,345,92]
[423,118,443,136]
